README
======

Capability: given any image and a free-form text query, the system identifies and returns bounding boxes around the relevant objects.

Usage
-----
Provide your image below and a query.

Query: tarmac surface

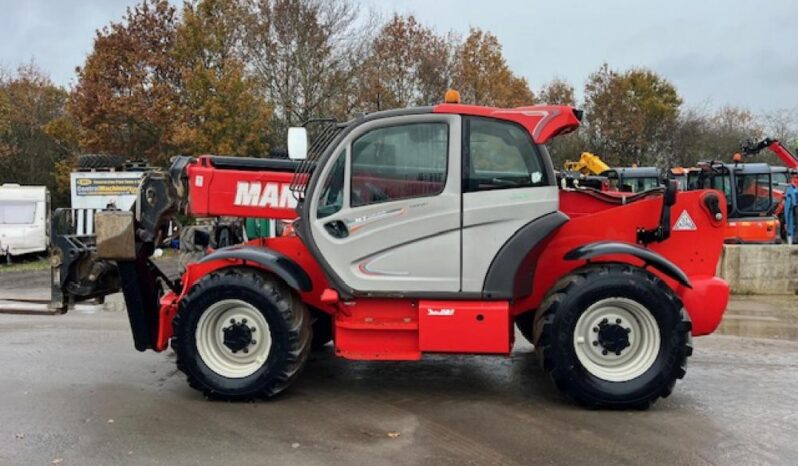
[1,266,797,465]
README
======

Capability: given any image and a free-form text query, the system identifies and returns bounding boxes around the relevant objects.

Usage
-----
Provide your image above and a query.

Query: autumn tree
[538,78,576,106]
[452,28,534,107]
[582,64,682,166]
[0,64,73,205]
[69,0,181,165]
[173,0,272,155]
[241,0,373,140]
[355,14,453,111]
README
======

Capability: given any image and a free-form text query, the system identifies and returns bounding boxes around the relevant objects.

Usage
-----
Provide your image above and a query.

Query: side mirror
[664,180,678,206]
[287,127,308,160]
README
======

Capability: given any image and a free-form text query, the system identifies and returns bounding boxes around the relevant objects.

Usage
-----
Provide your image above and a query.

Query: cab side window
[465,118,548,192]
[316,150,346,219]
[350,123,448,207]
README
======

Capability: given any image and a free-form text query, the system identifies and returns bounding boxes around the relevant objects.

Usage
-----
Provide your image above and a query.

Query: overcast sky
[1,0,796,113]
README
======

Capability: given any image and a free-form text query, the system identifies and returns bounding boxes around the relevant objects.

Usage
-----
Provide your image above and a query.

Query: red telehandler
[52,97,730,409]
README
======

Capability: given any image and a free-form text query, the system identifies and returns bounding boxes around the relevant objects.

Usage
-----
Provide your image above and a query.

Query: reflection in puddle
[717,296,798,341]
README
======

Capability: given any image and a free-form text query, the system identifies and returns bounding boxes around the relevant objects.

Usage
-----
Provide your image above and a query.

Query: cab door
[307,114,462,293]
[460,117,559,292]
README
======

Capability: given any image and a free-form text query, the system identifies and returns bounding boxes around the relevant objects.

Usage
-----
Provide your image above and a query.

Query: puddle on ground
[717,295,798,341]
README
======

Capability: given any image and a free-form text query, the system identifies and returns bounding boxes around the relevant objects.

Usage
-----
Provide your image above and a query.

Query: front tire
[172,268,311,400]
[309,307,333,350]
[533,264,692,409]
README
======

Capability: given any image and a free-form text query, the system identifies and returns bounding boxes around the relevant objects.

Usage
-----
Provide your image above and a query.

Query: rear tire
[514,312,534,344]
[172,269,311,400]
[310,308,333,350]
[76,154,127,170]
[533,263,692,409]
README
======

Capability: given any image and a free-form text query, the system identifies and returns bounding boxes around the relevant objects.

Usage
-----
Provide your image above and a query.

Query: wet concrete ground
[1,267,797,465]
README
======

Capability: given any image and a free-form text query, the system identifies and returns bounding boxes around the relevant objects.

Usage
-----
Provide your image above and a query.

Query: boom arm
[742,137,798,168]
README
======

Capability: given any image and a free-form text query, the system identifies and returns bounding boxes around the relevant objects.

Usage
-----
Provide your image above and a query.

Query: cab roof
[347,104,582,145]
[601,167,661,178]
[433,104,582,144]
[698,161,773,174]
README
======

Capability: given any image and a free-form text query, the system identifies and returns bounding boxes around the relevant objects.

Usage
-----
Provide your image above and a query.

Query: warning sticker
[673,210,697,231]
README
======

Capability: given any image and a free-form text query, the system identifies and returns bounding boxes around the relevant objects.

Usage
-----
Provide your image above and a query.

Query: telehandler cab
[62,99,730,409]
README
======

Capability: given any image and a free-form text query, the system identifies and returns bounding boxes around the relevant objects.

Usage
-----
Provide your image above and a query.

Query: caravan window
[0,201,36,224]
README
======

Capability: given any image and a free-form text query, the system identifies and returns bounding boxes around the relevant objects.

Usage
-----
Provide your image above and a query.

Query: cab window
[316,150,346,219]
[735,173,771,213]
[464,117,548,192]
[350,123,448,207]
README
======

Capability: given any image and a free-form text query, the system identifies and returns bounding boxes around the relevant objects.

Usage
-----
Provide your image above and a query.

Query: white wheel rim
[195,299,272,378]
[572,297,660,382]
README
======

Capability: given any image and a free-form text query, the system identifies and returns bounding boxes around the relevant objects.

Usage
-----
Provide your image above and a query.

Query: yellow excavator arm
[564,152,610,176]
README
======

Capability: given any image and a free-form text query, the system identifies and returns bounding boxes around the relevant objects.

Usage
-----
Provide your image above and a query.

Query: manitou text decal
[673,210,698,231]
[427,308,455,316]
[233,182,297,209]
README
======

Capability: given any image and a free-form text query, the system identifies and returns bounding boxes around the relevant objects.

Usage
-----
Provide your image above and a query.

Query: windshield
[772,172,789,190]
[0,201,36,224]
[735,173,771,213]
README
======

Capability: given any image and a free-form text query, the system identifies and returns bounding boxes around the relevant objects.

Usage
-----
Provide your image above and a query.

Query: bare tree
[241,0,375,141]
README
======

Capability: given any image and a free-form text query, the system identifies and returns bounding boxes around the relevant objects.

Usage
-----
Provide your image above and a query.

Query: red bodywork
[155,104,729,359]
[765,140,798,169]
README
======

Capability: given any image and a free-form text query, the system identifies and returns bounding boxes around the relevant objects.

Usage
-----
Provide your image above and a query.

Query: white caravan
[0,184,48,260]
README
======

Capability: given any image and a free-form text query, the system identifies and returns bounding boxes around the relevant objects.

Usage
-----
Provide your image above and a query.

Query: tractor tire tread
[172,268,311,400]
[533,263,691,409]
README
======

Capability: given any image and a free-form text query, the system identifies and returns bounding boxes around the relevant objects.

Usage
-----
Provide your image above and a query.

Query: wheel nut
[230,318,236,324]
[250,327,256,332]
[242,319,248,324]
[615,350,622,356]
[625,327,631,333]
[592,341,599,346]
[251,340,257,345]
[593,327,599,333]
[602,349,608,355]
[616,318,622,324]
[243,348,249,354]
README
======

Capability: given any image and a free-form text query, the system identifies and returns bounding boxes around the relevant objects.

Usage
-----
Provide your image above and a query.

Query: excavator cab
[687,162,779,243]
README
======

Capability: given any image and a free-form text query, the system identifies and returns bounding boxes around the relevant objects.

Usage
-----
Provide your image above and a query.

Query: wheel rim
[195,299,272,379]
[572,297,660,382]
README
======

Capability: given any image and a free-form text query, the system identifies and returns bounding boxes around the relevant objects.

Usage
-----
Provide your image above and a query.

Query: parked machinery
[685,160,780,244]
[54,98,730,409]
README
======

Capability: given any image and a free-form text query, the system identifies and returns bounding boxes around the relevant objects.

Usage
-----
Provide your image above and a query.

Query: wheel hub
[222,319,255,353]
[596,319,631,355]
[573,298,661,382]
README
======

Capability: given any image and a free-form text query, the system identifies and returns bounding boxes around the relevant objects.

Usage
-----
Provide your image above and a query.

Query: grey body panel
[482,211,569,299]
[308,113,462,293]
[461,185,559,292]
[198,245,312,291]
[564,241,691,288]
